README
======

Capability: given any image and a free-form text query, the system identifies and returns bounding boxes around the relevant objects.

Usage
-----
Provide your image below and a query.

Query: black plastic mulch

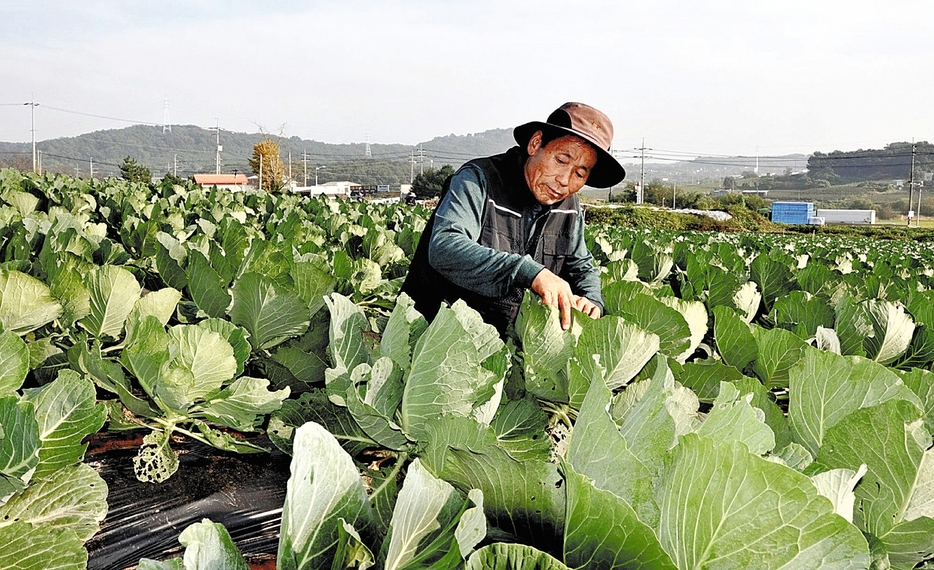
[84,433,290,570]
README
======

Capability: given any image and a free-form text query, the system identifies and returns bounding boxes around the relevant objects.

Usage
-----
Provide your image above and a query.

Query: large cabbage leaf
[658,434,869,569]
[515,293,579,403]
[0,270,63,335]
[278,422,371,570]
[563,464,675,570]
[0,521,88,570]
[788,346,921,457]
[898,368,934,434]
[0,463,107,542]
[79,265,139,340]
[0,396,40,504]
[0,330,29,394]
[345,358,409,451]
[696,382,775,456]
[568,364,659,526]
[379,458,484,570]
[422,416,565,556]
[466,543,571,570]
[864,300,915,365]
[748,325,808,388]
[229,272,310,350]
[575,315,659,391]
[24,370,106,478]
[323,293,371,405]
[816,399,934,569]
[712,305,757,372]
[185,249,232,319]
[379,293,428,374]
[615,294,692,363]
[138,518,249,570]
[400,301,504,440]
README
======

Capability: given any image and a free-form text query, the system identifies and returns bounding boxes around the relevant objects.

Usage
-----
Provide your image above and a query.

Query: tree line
[807,141,934,183]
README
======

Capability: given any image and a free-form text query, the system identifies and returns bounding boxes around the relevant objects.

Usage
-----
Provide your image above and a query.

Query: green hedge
[584,204,777,232]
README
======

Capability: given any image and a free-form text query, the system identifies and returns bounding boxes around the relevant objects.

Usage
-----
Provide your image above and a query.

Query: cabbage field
[0,167,932,569]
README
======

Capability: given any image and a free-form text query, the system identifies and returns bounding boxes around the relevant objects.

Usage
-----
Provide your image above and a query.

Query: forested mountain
[0,125,515,186]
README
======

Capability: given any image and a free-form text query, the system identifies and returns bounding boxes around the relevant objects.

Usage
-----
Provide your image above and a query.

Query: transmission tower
[365,130,371,158]
[163,99,171,133]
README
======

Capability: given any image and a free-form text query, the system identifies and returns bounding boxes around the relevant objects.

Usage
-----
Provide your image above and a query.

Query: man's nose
[556,167,571,187]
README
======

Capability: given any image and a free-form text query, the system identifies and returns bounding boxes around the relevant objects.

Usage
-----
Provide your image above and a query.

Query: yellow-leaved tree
[249,138,286,193]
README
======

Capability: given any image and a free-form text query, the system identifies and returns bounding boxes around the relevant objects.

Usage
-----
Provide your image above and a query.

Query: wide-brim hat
[513,102,626,188]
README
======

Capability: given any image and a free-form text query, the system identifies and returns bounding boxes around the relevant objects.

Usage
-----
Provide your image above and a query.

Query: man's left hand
[572,295,601,319]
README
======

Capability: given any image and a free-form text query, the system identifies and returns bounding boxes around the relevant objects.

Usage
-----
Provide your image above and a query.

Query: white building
[291,180,363,198]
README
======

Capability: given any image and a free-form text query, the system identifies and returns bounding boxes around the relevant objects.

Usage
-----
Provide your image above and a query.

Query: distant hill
[619,153,812,187]
[0,125,516,186]
[4,124,924,189]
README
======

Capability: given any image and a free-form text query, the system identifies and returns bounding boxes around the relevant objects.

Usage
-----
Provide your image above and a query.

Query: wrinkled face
[524,131,598,205]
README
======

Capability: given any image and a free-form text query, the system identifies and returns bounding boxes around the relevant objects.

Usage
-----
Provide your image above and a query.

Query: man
[401,102,626,335]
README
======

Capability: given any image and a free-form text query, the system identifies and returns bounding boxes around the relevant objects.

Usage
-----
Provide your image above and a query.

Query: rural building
[192,173,250,191]
[771,201,815,224]
[292,180,363,198]
[816,208,876,225]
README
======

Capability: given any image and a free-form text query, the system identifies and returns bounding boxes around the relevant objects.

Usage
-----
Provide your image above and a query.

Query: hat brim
[514,121,626,189]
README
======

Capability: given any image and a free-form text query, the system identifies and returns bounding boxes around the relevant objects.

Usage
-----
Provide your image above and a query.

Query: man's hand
[532,269,600,330]
[572,295,601,319]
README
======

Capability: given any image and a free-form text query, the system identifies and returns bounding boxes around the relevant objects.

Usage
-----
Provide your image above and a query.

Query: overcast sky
[2,0,931,161]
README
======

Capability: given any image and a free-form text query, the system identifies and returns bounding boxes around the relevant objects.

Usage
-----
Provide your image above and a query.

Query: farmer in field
[401,102,626,335]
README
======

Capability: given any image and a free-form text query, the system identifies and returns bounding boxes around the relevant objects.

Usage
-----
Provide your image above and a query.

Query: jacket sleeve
[560,207,605,312]
[427,166,544,297]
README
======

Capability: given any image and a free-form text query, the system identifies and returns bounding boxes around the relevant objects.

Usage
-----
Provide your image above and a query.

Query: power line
[40,151,123,169]
[42,104,159,126]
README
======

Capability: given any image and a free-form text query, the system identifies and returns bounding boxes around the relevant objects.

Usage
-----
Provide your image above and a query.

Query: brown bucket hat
[514,102,626,188]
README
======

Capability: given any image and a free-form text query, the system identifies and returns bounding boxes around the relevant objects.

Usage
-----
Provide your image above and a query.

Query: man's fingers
[558,292,572,330]
[570,295,602,319]
[531,269,581,329]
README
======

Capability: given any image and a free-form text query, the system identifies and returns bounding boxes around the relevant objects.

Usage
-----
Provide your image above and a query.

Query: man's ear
[526,130,543,156]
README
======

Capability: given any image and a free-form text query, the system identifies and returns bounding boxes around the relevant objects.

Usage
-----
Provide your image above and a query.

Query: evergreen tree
[411,165,455,198]
[120,156,152,183]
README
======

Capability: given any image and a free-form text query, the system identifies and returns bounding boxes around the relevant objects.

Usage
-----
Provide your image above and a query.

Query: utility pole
[210,121,222,174]
[303,150,308,186]
[410,152,417,183]
[89,157,94,179]
[25,97,38,173]
[288,150,292,184]
[636,139,646,205]
[173,154,178,177]
[908,142,916,227]
[672,181,676,210]
[259,155,263,192]
[163,99,171,133]
[917,183,924,227]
